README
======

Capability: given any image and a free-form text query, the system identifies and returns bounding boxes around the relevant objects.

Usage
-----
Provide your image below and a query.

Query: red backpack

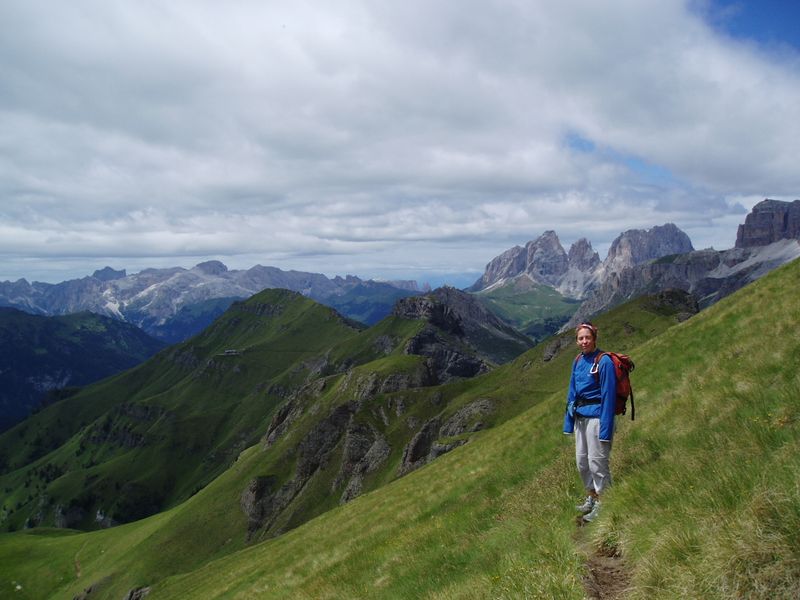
[576,351,636,420]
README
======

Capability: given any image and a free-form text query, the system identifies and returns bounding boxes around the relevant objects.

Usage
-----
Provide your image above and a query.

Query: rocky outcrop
[240,475,285,536]
[568,238,800,327]
[471,225,691,300]
[397,399,495,476]
[398,417,443,476]
[439,399,495,437]
[523,230,570,285]
[404,326,489,383]
[334,422,391,504]
[122,587,151,600]
[394,287,534,369]
[469,231,571,291]
[91,266,126,281]
[598,224,694,279]
[244,402,364,536]
[735,199,800,248]
[568,238,601,272]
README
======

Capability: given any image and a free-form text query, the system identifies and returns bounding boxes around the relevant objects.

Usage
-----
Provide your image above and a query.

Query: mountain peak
[393,286,533,368]
[567,238,600,272]
[735,198,800,248]
[469,231,569,291]
[92,266,127,281]
[194,260,229,275]
[601,223,694,275]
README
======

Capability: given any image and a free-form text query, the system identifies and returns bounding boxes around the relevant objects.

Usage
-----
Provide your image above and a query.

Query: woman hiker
[563,322,617,523]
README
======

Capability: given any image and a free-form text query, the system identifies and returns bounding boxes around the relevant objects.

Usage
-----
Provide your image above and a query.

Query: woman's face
[576,328,597,354]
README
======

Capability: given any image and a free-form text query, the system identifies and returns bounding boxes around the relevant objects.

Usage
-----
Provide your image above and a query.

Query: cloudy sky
[2,0,799,287]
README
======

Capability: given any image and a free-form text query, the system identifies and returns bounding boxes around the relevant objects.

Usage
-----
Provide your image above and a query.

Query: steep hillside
[0,285,532,534]
[0,286,698,598]
[148,255,793,600]
[0,289,370,530]
[0,309,165,431]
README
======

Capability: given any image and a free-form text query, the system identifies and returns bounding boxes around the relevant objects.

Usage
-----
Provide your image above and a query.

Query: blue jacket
[563,350,617,441]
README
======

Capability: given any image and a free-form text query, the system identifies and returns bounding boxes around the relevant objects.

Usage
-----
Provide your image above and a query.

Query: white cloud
[0,0,799,283]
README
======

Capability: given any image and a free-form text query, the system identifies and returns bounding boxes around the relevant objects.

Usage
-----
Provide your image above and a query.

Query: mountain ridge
[471,199,800,333]
[470,223,694,298]
[0,263,426,343]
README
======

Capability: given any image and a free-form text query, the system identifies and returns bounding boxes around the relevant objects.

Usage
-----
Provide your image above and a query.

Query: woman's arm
[598,355,617,441]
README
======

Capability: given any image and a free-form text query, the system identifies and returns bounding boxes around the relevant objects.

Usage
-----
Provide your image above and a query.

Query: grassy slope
[474,279,580,342]
[2,258,798,598]
[157,258,800,599]
[0,292,686,598]
[0,289,372,529]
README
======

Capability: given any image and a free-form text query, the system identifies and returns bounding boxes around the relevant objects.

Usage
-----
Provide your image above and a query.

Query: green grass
[474,279,581,341]
[2,258,799,598]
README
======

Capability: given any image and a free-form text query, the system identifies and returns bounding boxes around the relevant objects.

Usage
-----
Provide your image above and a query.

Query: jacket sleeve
[598,355,617,441]
[563,361,577,435]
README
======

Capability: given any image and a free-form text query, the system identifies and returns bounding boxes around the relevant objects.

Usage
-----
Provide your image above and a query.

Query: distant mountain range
[0,262,428,343]
[2,199,797,351]
[470,199,800,335]
[0,308,165,431]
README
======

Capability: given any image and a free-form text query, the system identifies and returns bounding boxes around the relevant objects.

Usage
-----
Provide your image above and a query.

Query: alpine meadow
[1,250,798,598]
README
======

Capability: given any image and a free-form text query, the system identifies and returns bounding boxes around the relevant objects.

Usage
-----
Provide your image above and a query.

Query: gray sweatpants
[574,416,613,494]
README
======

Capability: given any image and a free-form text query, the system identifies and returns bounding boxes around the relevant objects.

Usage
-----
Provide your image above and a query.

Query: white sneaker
[576,495,596,514]
[582,500,601,522]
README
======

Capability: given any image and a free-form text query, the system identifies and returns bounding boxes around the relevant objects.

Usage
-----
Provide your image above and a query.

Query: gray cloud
[1,0,799,283]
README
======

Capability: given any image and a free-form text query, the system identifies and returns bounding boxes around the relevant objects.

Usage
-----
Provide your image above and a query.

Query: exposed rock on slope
[597,224,694,281]
[569,238,800,327]
[393,286,534,374]
[397,398,495,476]
[735,198,800,248]
[471,225,693,300]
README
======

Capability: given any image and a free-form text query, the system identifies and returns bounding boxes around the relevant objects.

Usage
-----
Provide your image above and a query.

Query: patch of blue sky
[565,131,596,153]
[618,155,677,187]
[698,0,800,51]
[563,130,680,187]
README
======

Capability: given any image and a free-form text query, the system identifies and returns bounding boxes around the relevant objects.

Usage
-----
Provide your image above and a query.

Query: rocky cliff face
[735,199,800,248]
[598,224,694,278]
[565,201,800,327]
[471,224,692,300]
[568,238,800,328]
[470,231,595,295]
[393,286,534,371]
